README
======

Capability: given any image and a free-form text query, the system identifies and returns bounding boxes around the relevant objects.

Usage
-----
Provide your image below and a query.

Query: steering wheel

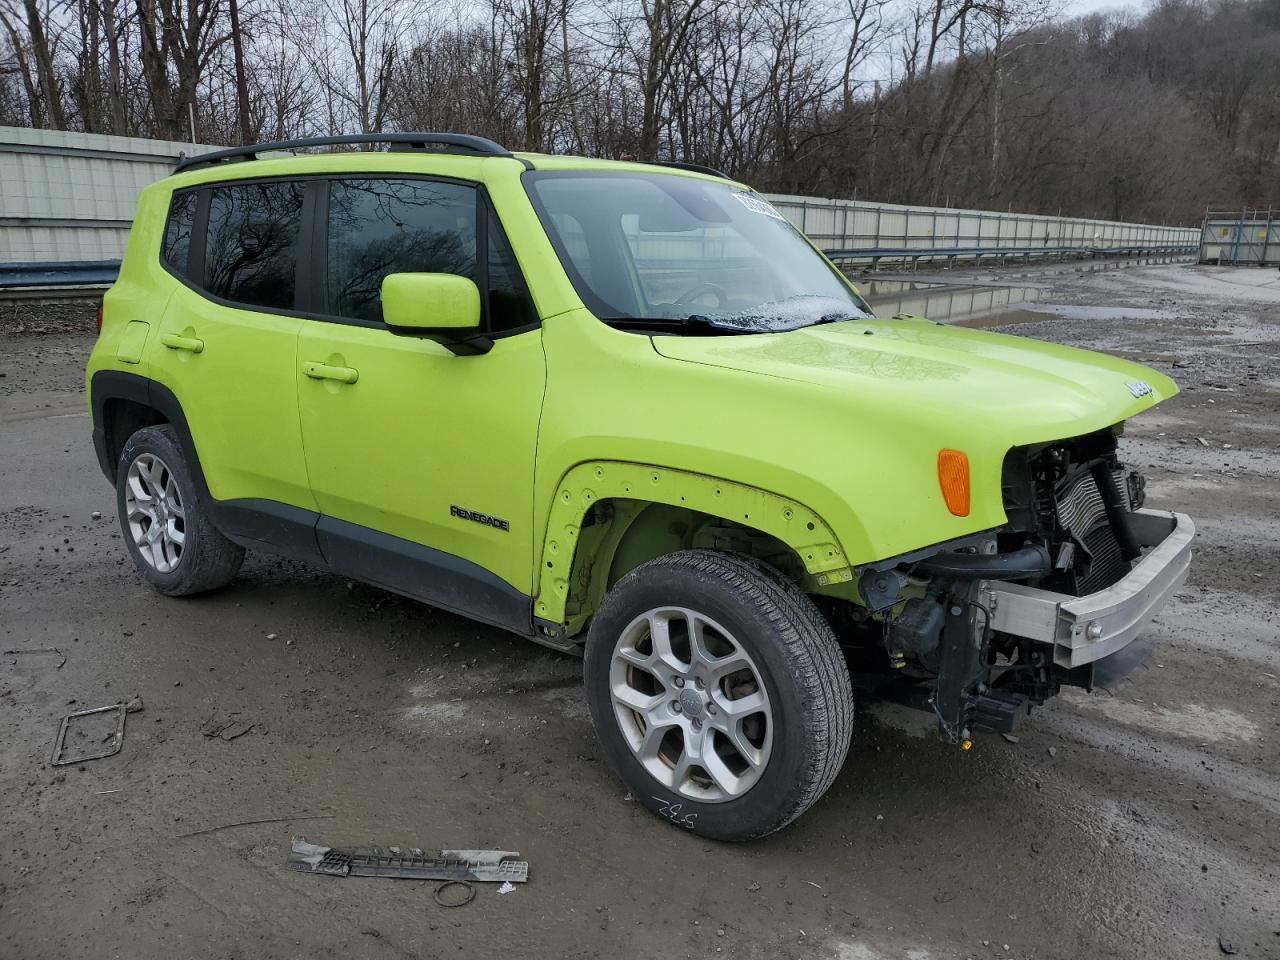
[675,282,730,309]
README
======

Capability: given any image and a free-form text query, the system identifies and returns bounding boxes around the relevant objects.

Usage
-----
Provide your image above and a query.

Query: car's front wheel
[116,425,244,596]
[584,550,853,840]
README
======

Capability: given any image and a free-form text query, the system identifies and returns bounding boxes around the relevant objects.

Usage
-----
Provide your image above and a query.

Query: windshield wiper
[603,316,749,335]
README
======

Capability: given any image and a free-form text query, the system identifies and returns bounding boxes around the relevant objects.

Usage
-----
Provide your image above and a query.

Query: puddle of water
[860,279,1046,326]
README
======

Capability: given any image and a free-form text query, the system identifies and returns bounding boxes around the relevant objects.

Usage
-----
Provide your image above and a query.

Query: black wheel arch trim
[91,370,206,492]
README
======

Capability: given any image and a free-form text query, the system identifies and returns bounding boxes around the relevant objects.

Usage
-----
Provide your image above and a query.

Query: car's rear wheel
[584,550,853,840]
[116,425,244,596]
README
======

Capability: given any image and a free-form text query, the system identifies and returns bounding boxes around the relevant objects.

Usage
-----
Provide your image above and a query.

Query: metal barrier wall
[767,193,1198,263]
[2,126,1200,284]
[1,127,218,265]
[1199,209,1279,266]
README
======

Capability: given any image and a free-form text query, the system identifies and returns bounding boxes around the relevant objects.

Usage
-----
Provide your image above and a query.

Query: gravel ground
[0,263,1277,960]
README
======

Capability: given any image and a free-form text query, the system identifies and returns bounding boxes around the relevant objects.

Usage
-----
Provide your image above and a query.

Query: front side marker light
[937,449,970,517]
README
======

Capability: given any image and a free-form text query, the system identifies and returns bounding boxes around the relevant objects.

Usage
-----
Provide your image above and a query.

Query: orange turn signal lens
[937,449,970,517]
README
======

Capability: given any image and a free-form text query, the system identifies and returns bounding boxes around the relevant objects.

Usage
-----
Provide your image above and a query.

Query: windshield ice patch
[731,192,787,222]
[693,295,871,333]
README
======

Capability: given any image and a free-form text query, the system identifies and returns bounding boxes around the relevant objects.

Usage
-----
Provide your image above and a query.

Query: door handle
[160,333,204,353]
[303,361,359,384]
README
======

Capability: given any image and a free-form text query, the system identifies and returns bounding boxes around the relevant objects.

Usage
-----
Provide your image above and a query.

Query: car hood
[649,316,1178,444]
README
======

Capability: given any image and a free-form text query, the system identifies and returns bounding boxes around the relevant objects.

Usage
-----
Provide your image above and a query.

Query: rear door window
[204,181,305,310]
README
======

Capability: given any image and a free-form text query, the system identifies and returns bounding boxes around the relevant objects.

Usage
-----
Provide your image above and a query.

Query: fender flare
[534,460,853,627]
[89,369,209,496]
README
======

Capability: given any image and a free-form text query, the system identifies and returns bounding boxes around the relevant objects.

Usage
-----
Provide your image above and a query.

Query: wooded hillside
[3,0,1275,223]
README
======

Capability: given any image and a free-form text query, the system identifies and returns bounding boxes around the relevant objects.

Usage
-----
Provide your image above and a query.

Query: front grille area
[1001,430,1140,598]
[1054,470,1130,594]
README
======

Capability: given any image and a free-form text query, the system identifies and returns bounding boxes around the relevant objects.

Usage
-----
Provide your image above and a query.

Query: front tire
[116,425,244,596]
[584,550,853,840]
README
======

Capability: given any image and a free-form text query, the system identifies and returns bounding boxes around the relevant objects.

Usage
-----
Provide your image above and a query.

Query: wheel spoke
[707,651,752,680]
[688,616,714,668]
[146,535,164,569]
[711,715,766,769]
[637,715,678,762]
[670,751,696,789]
[612,681,662,714]
[166,518,185,547]
[616,645,651,669]
[127,502,156,524]
[136,459,157,495]
[717,689,767,719]
[648,612,674,659]
[701,748,744,795]
[127,471,154,504]
[689,616,752,679]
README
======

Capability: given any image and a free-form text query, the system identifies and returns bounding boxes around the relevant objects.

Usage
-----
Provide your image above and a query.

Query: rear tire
[583,550,853,840]
[116,425,244,596]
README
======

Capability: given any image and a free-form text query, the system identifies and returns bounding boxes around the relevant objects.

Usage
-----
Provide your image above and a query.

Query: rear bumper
[979,509,1194,668]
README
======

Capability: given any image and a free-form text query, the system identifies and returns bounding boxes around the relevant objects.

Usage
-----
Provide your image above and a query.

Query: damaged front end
[846,426,1194,743]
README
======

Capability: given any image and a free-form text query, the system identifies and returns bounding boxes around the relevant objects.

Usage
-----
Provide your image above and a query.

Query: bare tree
[135,0,231,139]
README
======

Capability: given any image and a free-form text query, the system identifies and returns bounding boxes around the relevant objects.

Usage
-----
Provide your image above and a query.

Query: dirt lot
[1,262,1278,960]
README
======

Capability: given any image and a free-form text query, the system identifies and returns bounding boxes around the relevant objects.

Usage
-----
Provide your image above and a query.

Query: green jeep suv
[87,134,1194,840]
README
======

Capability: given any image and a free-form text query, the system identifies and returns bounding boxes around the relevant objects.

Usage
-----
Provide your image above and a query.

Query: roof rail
[173,133,513,174]
[642,160,732,180]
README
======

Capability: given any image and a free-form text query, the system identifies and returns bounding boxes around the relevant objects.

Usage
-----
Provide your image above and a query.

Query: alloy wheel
[609,606,773,802]
[124,452,186,574]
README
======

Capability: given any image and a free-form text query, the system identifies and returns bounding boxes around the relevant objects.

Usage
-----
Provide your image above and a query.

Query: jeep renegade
[86,133,1194,840]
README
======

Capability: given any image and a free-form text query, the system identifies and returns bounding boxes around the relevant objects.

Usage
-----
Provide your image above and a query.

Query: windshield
[524,171,873,333]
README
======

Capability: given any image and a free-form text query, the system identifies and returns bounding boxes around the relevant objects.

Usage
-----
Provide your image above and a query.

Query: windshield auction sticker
[732,192,788,221]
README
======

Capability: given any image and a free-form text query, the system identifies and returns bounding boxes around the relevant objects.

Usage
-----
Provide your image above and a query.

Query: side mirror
[381,273,489,355]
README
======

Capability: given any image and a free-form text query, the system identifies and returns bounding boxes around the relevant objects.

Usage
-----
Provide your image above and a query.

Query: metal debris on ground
[288,837,529,883]
[201,714,254,741]
[6,647,67,669]
[497,881,516,894]
[433,880,476,907]
[50,702,126,766]
[174,813,333,839]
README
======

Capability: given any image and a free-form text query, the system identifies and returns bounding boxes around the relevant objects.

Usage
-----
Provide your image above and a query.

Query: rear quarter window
[162,190,198,276]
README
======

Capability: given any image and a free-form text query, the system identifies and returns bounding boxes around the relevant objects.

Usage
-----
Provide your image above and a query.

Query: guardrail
[825,243,1199,269]
[0,259,121,290]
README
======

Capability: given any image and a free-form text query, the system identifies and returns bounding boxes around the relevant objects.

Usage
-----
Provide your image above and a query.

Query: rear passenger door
[155,180,320,542]
[295,177,545,631]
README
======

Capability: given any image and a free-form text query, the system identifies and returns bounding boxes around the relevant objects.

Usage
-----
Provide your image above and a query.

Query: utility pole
[228,0,253,145]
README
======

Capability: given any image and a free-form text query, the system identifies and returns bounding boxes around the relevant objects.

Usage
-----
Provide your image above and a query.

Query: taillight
[96,301,104,333]
[937,449,970,517]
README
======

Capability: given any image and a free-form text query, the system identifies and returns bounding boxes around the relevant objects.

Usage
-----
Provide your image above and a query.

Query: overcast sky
[1060,0,1148,17]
